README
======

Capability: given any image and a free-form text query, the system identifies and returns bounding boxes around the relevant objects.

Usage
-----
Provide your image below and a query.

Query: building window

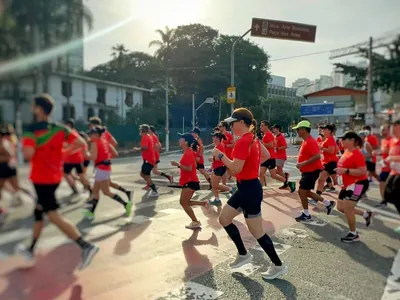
[61,81,72,97]
[99,108,106,122]
[87,107,94,120]
[125,92,133,107]
[96,87,106,105]
[63,104,75,120]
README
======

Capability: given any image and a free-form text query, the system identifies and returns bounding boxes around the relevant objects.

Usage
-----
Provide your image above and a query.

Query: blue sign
[301,103,334,116]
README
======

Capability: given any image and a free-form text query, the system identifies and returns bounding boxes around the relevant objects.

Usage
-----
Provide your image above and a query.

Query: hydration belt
[95,160,111,167]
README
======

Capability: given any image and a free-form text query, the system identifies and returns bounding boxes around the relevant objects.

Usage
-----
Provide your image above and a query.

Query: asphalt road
[0,146,399,300]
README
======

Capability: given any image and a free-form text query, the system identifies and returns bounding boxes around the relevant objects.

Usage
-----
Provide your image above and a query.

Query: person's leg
[259,166,267,187]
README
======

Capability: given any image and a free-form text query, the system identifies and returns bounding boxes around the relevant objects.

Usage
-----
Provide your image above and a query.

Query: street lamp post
[192,96,215,128]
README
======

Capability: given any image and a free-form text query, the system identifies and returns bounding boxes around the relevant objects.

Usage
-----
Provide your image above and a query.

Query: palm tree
[111,44,129,69]
[148,26,175,67]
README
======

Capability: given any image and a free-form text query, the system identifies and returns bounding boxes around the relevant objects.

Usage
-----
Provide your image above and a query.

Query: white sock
[303,209,310,216]
[363,211,369,218]
[322,199,331,206]
[350,231,357,235]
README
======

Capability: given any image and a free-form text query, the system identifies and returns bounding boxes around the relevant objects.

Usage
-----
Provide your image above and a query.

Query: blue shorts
[379,171,390,182]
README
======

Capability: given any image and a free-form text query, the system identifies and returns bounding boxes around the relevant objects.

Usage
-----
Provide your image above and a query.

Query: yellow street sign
[227,86,236,104]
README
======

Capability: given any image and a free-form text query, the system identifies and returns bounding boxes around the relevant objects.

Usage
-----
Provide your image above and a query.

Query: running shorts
[182,181,200,191]
[34,183,60,212]
[299,170,321,191]
[213,166,226,177]
[227,178,262,219]
[83,160,90,168]
[379,171,390,182]
[0,163,17,178]
[366,161,376,172]
[63,163,83,175]
[338,179,369,202]
[261,158,276,170]
[196,163,205,170]
[384,175,400,204]
[323,161,337,175]
[141,161,154,175]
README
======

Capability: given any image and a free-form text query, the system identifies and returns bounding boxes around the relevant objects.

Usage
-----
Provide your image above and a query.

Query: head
[139,124,149,136]
[211,132,226,144]
[260,120,270,133]
[88,116,102,130]
[318,125,324,135]
[32,94,55,122]
[79,131,89,142]
[380,124,391,138]
[362,125,372,135]
[391,119,400,138]
[191,127,200,138]
[322,124,336,137]
[357,130,369,142]
[341,131,363,150]
[218,121,229,133]
[149,125,156,135]
[272,124,282,135]
[292,120,311,139]
[64,118,75,129]
[178,132,197,150]
[87,126,105,141]
[224,108,256,137]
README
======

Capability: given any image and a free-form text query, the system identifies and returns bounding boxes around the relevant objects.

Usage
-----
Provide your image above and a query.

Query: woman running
[83,126,132,220]
[208,132,236,206]
[171,133,209,229]
[218,121,235,183]
[335,131,373,243]
[359,130,374,184]
[80,131,91,175]
[191,128,211,188]
[212,108,288,280]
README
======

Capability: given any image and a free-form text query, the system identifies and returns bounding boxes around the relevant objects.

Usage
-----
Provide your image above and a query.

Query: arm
[365,143,373,157]
[260,143,271,163]
[300,153,321,166]
[321,145,336,154]
[90,142,98,161]
[347,166,367,177]
[0,143,11,163]
[220,156,245,174]
[109,135,118,148]
[109,144,118,158]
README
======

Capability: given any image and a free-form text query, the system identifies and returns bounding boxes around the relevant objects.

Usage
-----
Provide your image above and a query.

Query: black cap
[178,132,195,145]
[192,127,201,135]
[211,132,226,140]
[272,124,282,130]
[322,124,335,132]
[341,131,360,140]
[87,126,105,135]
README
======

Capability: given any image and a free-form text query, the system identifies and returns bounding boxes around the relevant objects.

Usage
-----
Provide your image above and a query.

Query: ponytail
[250,119,257,136]
[191,139,199,151]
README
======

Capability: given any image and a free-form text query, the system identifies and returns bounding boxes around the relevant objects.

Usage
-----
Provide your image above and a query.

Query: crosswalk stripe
[156,281,223,299]
[382,249,400,300]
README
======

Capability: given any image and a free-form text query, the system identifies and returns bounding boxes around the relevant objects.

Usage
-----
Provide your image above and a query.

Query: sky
[83,0,400,87]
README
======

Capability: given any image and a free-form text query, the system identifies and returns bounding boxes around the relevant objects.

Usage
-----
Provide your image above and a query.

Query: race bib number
[337,175,343,186]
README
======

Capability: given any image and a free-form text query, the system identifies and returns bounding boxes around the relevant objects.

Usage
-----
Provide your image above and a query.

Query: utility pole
[165,76,169,152]
[367,36,373,115]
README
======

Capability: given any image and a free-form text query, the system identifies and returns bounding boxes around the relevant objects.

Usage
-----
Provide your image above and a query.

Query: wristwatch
[218,153,224,160]
[346,168,350,174]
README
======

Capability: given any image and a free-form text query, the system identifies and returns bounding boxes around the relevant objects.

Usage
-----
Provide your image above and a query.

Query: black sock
[75,237,91,249]
[316,190,322,195]
[257,234,282,266]
[112,194,127,206]
[29,238,38,252]
[224,224,247,255]
[71,186,78,194]
[85,199,98,213]
[118,186,128,193]
[160,172,169,179]
[207,178,211,183]
[149,184,157,192]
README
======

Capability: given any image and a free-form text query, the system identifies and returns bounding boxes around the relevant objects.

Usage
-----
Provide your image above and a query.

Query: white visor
[224,116,238,124]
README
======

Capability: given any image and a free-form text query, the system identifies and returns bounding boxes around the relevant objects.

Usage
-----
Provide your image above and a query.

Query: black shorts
[299,170,321,191]
[63,163,83,175]
[323,161,337,175]
[196,163,205,170]
[0,163,17,178]
[366,161,376,172]
[228,178,263,219]
[338,179,369,202]
[141,161,154,175]
[379,171,390,182]
[261,158,276,170]
[182,181,200,191]
[83,160,90,168]
[34,184,60,212]
[213,166,226,177]
[384,175,400,204]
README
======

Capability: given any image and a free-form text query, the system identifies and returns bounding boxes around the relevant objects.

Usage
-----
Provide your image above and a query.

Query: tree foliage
[334,35,400,93]
[259,98,301,131]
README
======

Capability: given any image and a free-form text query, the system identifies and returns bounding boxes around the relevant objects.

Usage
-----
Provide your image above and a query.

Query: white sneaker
[261,263,288,280]
[185,221,202,229]
[148,190,159,198]
[229,252,253,268]
[15,244,34,261]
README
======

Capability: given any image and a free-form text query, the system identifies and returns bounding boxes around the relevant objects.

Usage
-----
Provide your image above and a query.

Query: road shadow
[232,273,265,300]
[263,278,298,300]
[113,219,152,256]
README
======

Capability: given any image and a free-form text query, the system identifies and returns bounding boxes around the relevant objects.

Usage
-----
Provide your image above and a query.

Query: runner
[148,125,173,186]
[383,119,400,232]
[272,124,289,187]
[63,119,91,197]
[376,124,392,207]
[134,124,158,197]
[315,124,339,196]
[88,117,131,200]
[315,126,333,191]
[82,126,133,220]
[335,131,373,242]
[292,120,336,222]
[191,127,211,188]
[260,121,295,192]
[17,94,99,269]
[171,133,209,229]
[213,108,288,280]
[79,131,91,175]
[208,132,236,206]
[359,130,374,184]
[0,125,12,223]
[218,121,235,183]
[363,125,380,182]
[316,125,324,145]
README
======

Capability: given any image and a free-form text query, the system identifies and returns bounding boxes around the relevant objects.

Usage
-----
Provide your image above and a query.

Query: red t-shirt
[366,134,379,163]
[212,143,225,169]
[381,136,392,173]
[179,148,199,186]
[194,137,204,164]
[222,132,234,159]
[22,122,79,184]
[232,132,260,181]
[337,148,368,188]
[298,135,323,173]
[95,137,111,171]
[321,136,339,165]
[103,130,113,144]
[151,134,160,161]
[63,129,84,164]
[275,133,287,160]
[141,134,156,165]
[316,136,323,144]
[389,138,400,175]
[262,130,276,159]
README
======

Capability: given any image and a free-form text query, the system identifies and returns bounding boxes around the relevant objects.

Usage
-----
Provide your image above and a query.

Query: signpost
[227,87,236,104]
[251,18,317,43]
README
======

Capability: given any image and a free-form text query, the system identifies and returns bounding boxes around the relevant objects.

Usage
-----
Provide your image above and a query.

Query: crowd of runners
[0,93,399,280]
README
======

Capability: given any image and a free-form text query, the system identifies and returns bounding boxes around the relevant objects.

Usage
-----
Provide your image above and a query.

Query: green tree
[259,98,301,131]
[148,26,175,66]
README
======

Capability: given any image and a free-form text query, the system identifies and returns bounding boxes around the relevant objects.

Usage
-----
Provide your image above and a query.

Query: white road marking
[252,242,292,256]
[0,228,32,247]
[158,281,223,299]
[280,228,308,238]
[124,215,150,225]
[229,263,262,276]
[159,208,183,215]
[38,235,71,249]
[382,249,400,300]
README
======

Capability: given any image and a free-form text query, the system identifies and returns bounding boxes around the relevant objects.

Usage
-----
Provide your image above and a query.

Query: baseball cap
[224,110,252,124]
[292,120,311,130]
[192,127,201,135]
[178,132,195,145]
[357,130,369,137]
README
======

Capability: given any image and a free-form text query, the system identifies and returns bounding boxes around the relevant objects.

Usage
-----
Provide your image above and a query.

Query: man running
[17,94,99,269]
[260,121,295,192]
[218,121,235,184]
[363,125,379,181]
[292,120,336,222]
[134,124,158,197]
[376,124,392,207]
[191,127,211,187]
[272,124,289,187]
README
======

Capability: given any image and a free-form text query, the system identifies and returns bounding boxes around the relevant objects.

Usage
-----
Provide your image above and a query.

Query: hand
[386,156,394,162]
[133,147,140,152]
[372,150,378,156]
[208,157,213,162]
[296,162,304,169]
[171,161,179,167]
[211,147,222,158]
[334,167,346,175]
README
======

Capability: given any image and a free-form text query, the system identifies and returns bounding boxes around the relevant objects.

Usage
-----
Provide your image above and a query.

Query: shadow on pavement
[113,220,152,256]
[263,278,298,300]
[232,273,266,300]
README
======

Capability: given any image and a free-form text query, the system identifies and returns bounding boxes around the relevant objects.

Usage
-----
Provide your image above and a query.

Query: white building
[0,72,149,124]
[270,75,286,87]
[291,78,311,96]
